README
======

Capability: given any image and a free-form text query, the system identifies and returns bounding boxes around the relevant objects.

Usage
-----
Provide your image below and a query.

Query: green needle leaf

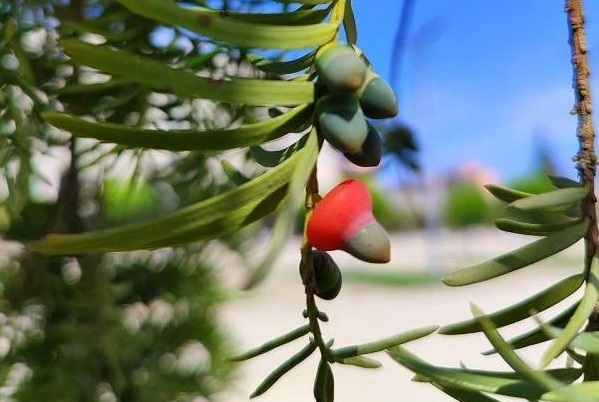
[548,175,582,189]
[471,304,565,388]
[387,346,548,399]
[118,0,338,49]
[430,381,505,402]
[570,331,599,354]
[243,129,319,289]
[60,39,315,106]
[507,187,588,213]
[540,256,599,368]
[484,184,532,203]
[494,217,583,236]
[332,325,438,359]
[314,358,334,402]
[221,8,331,25]
[343,0,357,44]
[442,219,587,286]
[482,302,579,355]
[250,340,317,398]
[41,104,312,151]
[29,142,309,254]
[541,382,599,401]
[249,52,314,75]
[440,274,584,334]
[335,355,382,369]
[228,324,310,362]
[251,135,309,167]
[471,305,591,402]
[221,161,251,186]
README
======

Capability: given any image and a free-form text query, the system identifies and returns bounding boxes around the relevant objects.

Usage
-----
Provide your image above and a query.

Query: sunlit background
[1,1,598,401]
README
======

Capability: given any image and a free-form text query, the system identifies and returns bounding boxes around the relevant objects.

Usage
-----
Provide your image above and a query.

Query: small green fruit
[316,43,367,93]
[357,70,398,119]
[313,251,342,300]
[316,94,368,154]
[343,123,382,167]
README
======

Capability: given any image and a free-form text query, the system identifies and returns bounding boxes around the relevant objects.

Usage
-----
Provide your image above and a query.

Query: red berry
[307,179,374,250]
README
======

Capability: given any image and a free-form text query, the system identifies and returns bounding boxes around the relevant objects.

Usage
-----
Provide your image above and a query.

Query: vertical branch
[566,0,599,380]
[300,166,331,359]
[566,0,597,276]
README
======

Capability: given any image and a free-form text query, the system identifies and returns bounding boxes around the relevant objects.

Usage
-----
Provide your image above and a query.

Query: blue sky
[352,1,599,181]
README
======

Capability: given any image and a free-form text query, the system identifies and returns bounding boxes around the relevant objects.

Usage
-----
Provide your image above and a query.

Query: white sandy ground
[214,227,586,402]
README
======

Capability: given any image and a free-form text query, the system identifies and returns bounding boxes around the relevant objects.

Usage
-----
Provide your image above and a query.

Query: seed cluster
[307,42,397,301]
[314,43,398,168]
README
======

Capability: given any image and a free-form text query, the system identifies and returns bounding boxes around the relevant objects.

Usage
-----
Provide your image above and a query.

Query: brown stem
[566,0,598,275]
[566,0,599,380]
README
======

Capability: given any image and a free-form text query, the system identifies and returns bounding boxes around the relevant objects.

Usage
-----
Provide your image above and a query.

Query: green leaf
[222,8,331,25]
[439,274,584,334]
[243,129,319,288]
[471,305,592,402]
[228,324,310,362]
[335,355,382,369]
[482,303,579,355]
[118,0,338,49]
[249,52,314,75]
[387,346,547,399]
[343,1,357,44]
[507,187,588,213]
[429,381,505,402]
[251,134,310,167]
[541,382,599,402]
[442,220,587,286]
[61,39,315,106]
[471,305,565,389]
[54,79,133,95]
[221,161,251,186]
[494,217,583,236]
[41,104,312,151]
[314,358,334,402]
[548,175,581,189]
[29,142,309,254]
[540,256,599,367]
[484,184,532,203]
[250,340,317,398]
[570,331,599,354]
[332,325,438,359]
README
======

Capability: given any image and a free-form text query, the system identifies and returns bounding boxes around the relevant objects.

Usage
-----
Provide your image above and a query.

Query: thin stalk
[299,165,331,361]
[565,0,599,380]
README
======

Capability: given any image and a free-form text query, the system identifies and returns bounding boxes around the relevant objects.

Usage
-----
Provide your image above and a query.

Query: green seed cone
[313,251,343,300]
[357,70,398,119]
[316,43,367,93]
[343,123,382,167]
[316,94,368,154]
[343,221,390,263]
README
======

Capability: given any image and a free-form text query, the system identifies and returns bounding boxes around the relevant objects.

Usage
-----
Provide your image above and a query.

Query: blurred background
[1,0,598,401]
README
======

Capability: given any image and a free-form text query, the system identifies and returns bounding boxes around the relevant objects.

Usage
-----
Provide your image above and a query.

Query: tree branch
[566,0,597,276]
[566,0,599,380]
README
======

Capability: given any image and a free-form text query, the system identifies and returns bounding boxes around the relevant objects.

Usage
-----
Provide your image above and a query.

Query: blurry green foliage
[443,182,491,227]
[509,171,556,194]
[102,178,159,225]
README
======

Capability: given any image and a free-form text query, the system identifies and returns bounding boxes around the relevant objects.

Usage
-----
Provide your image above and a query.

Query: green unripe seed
[316,94,368,154]
[357,70,398,119]
[343,221,390,264]
[313,251,342,300]
[343,123,382,167]
[316,43,367,93]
